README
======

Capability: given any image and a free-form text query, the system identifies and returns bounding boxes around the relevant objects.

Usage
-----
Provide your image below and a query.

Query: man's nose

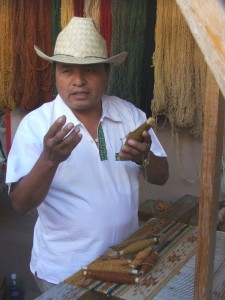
[72,69,86,86]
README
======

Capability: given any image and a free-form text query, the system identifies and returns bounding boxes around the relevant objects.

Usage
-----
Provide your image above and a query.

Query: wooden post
[175,1,225,298]
[194,68,225,299]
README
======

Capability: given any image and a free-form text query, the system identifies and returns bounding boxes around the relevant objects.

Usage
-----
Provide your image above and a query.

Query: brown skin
[9,62,168,215]
[119,131,169,185]
[55,63,109,139]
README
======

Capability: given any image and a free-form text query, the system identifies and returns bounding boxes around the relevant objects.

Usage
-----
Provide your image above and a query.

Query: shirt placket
[98,123,108,161]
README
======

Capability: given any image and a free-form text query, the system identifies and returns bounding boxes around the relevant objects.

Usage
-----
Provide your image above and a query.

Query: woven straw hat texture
[34,17,127,66]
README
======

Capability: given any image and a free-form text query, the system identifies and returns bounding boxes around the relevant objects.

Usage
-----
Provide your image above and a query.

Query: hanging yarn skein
[99,0,112,56]
[84,0,100,30]
[51,0,61,98]
[151,0,207,139]
[109,0,149,109]
[11,0,53,111]
[36,0,54,108]
[51,0,61,49]
[61,0,74,29]
[74,0,85,17]
[0,0,16,111]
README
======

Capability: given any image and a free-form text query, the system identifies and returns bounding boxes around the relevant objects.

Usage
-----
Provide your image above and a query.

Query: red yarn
[11,0,53,111]
[84,270,138,284]
[74,0,84,17]
[5,111,11,155]
[99,0,112,56]
[139,251,158,276]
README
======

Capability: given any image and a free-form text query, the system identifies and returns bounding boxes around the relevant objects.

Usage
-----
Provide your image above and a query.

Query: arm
[9,115,82,215]
[118,130,169,185]
[139,151,169,185]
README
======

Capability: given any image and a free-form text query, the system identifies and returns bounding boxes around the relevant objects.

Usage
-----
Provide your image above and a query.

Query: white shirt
[6,95,166,283]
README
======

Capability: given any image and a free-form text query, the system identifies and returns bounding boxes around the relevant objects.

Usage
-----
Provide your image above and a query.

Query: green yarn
[51,0,61,49]
[109,0,150,111]
[51,0,61,97]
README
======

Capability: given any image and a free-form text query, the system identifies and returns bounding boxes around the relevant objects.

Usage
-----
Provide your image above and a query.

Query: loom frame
[175,0,225,299]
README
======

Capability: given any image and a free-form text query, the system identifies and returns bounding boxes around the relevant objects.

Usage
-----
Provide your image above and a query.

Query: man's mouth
[70,91,89,99]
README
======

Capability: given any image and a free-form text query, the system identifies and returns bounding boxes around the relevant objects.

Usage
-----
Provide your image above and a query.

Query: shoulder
[104,95,146,119]
[106,95,140,111]
[25,100,55,120]
[103,95,146,129]
[17,100,55,136]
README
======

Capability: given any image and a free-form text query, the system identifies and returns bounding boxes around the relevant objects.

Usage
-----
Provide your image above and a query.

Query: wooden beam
[174,1,225,298]
[175,0,225,99]
[194,68,225,299]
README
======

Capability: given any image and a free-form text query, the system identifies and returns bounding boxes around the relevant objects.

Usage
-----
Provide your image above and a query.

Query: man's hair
[104,63,110,73]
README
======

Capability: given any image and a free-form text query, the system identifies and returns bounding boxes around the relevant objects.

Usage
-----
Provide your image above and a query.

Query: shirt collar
[54,95,81,126]
[54,94,122,124]
[101,95,122,123]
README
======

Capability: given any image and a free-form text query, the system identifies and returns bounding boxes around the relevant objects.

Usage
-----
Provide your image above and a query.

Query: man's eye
[62,69,70,73]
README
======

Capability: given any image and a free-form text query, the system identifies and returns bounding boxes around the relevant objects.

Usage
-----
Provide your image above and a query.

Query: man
[6,17,168,293]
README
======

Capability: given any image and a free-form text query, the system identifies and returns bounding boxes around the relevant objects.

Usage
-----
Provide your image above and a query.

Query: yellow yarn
[0,0,16,111]
[151,0,207,139]
[61,0,74,29]
[84,0,100,30]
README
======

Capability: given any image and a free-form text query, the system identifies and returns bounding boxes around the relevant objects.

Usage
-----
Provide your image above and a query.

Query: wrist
[136,152,151,168]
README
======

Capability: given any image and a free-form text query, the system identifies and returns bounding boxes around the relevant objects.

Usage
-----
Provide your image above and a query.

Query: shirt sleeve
[129,103,167,158]
[149,128,167,157]
[6,116,43,184]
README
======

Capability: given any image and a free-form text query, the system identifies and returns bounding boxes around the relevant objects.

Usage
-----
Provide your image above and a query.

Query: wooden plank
[175,0,225,99]
[194,68,225,299]
[173,2,225,297]
[138,194,198,224]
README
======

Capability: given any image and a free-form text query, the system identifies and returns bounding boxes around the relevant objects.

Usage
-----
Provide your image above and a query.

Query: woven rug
[65,220,197,299]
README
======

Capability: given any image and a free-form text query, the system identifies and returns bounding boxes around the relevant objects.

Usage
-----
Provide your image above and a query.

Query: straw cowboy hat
[34,17,127,66]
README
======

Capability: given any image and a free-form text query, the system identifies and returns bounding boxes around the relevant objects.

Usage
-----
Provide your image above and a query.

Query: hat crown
[54,17,108,60]
[34,17,127,66]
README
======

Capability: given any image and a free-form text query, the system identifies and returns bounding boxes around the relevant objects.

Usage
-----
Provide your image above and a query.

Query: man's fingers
[142,130,152,145]
[46,116,67,139]
[119,130,152,163]
[54,122,76,144]
[62,126,82,150]
[45,116,81,147]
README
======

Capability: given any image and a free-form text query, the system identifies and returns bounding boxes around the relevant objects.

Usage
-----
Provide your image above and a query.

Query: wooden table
[34,195,225,299]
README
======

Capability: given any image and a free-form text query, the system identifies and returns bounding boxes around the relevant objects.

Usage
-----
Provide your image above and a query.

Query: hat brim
[34,46,127,67]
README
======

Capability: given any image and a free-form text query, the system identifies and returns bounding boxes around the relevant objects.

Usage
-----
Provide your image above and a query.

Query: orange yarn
[84,270,139,284]
[0,0,16,111]
[118,238,158,255]
[130,247,152,269]
[139,251,159,276]
[11,0,53,111]
[61,0,74,29]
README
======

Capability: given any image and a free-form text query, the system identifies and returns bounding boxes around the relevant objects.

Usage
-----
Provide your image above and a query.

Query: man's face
[55,63,110,113]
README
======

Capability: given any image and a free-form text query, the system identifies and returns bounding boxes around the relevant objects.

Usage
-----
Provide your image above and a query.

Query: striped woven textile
[65,219,197,299]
